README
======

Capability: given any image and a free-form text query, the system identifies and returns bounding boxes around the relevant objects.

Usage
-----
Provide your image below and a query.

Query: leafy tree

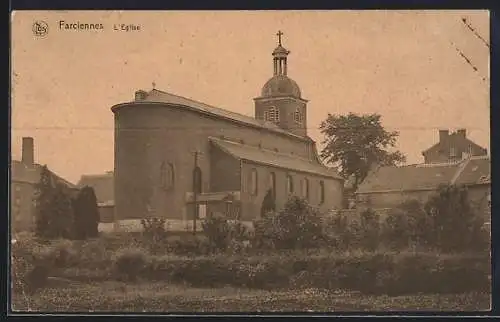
[33,166,74,239]
[319,113,406,190]
[34,165,53,238]
[51,183,74,239]
[72,186,100,239]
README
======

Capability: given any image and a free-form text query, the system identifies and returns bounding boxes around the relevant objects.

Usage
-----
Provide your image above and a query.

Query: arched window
[319,181,325,205]
[269,172,276,198]
[267,106,280,124]
[249,168,258,195]
[294,107,302,124]
[301,178,309,200]
[286,174,294,195]
[160,162,175,189]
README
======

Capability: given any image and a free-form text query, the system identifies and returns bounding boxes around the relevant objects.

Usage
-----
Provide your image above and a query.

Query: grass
[11,281,490,313]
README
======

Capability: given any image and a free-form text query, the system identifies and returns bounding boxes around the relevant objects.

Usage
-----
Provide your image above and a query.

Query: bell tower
[254,31,308,137]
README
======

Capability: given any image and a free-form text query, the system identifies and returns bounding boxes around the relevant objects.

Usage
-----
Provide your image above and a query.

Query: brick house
[422,129,487,164]
[76,171,115,224]
[356,156,491,224]
[11,137,78,232]
[111,34,344,231]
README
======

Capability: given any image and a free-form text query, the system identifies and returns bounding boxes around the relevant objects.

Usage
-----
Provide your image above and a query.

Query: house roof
[357,156,491,194]
[209,137,343,180]
[11,160,77,189]
[77,171,114,204]
[422,136,487,155]
[112,89,312,142]
[451,156,491,186]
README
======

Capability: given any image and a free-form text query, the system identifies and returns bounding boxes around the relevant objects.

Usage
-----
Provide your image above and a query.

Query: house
[76,171,114,223]
[422,129,487,164]
[111,32,344,231]
[11,137,78,232]
[356,155,491,223]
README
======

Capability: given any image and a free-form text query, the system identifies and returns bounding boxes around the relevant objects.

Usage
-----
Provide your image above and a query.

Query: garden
[11,183,491,312]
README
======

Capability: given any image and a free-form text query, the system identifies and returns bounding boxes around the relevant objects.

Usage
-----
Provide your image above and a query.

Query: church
[111,32,344,231]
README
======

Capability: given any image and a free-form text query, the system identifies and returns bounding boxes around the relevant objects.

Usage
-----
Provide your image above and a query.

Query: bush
[72,186,100,240]
[141,217,168,255]
[113,248,149,281]
[358,208,381,251]
[167,235,211,256]
[424,185,489,252]
[253,197,325,250]
[202,213,230,251]
[141,251,490,295]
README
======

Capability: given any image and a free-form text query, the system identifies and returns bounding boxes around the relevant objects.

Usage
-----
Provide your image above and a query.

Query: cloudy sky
[11,10,490,183]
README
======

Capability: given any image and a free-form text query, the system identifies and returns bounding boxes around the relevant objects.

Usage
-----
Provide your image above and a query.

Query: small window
[301,178,309,200]
[319,181,325,205]
[286,174,294,195]
[294,107,302,124]
[15,186,21,192]
[249,169,258,195]
[15,198,21,205]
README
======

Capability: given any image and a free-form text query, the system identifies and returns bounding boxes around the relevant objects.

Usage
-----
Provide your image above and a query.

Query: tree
[260,188,276,217]
[319,113,406,190]
[51,183,74,239]
[34,165,53,238]
[33,165,74,239]
[72,186,100,239]
[424,185,488,252]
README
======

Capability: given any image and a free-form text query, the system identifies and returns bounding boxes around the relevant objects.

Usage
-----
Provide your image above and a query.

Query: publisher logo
[32,21,48,37]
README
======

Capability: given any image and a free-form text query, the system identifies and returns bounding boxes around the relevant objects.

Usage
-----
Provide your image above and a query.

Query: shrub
[424,185,489,252]
[358,208,381,251]
[202,213,230,251]
[167,235,211,256]
[253,197,325,250]
[113,248,149,281]
[72,186,100,240]
[141,217,168,255]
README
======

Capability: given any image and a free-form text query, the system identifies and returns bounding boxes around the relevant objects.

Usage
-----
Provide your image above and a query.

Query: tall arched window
[286,174,294,195]
[269,172,276,198]
[319,181,325,205]
[249,169,258,196]
[160,162,175,190]
[294,107,302,124]
[301,178,309,200]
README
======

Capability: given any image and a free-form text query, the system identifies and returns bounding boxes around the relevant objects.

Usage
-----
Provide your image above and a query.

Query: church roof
[260,75,302,98]
[119,89,310,141]
[209,137,342,180]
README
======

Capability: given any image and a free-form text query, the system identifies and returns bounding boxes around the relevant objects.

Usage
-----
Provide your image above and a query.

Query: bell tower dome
[254,31,308,137]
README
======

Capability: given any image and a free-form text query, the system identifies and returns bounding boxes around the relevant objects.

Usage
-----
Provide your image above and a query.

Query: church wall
[114,103,317,222]
[209,144,241,192]
[240,161,343,220]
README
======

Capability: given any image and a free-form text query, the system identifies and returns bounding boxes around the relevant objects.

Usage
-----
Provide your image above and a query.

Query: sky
[11,10,490,184]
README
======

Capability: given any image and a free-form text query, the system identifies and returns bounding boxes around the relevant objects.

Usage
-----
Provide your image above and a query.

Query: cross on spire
[276,30,284,46]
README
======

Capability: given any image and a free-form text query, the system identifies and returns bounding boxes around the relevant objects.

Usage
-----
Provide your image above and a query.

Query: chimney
[439,130,449,143]
[457,128,466,138]
[21,137,34,167]
[135,90,147,101]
